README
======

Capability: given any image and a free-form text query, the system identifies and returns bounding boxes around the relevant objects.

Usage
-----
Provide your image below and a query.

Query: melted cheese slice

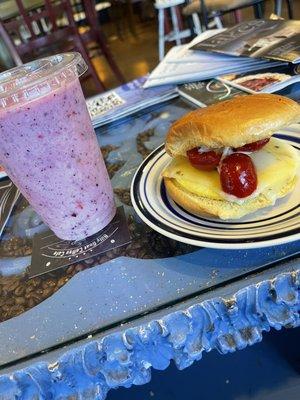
[162,138,299,203]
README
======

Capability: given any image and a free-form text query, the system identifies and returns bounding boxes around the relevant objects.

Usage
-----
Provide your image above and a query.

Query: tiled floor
[83,0,300,96]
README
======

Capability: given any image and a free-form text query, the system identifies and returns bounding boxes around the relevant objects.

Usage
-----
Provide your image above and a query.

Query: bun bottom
[164,177,297,220]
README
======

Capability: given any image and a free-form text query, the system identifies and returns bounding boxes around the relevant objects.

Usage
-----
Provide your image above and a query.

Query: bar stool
[155,0,200,61]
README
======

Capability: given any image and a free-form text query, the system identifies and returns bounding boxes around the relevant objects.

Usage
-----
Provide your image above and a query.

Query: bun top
[165,94,300,157]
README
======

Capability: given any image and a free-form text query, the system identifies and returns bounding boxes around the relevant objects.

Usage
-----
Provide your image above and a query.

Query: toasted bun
[164,177,297,220]
[166,94,300,157]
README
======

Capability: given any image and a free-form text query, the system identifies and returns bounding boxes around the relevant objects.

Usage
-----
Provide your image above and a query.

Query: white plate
[131,132,300,249]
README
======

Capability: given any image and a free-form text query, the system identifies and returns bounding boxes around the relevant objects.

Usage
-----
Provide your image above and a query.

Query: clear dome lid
[0,52,87,109]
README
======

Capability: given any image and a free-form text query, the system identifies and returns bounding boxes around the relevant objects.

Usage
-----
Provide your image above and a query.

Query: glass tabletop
[0,97,299,369]
[0,98,195,323]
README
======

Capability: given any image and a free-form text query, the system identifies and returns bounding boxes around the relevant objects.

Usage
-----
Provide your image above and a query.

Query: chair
[109,0,153,40]
[72,0,112,26]
[183,0,266,30]
[183,0,295,31]
[0,0,124,92]
[77,0,125,83]
[109,0,137,38]
[274,0,294,19]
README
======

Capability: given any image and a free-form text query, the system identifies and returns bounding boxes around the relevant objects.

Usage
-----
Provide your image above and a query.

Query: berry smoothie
[0,54,116,240]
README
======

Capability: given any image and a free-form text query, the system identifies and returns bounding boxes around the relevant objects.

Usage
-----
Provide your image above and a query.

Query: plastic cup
[0,53,116,240]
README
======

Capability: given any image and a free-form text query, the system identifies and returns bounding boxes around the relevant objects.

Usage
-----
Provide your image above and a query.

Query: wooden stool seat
[155,0,185,9]
[183,0,257,15]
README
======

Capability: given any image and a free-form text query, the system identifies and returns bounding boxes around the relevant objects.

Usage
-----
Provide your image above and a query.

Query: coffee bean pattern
[114,188,132,207]
[0,142,196,322]
[136,129,155,158]
[0,237,32,257]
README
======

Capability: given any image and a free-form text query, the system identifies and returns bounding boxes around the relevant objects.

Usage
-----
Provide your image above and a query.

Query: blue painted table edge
[0,255,299,399]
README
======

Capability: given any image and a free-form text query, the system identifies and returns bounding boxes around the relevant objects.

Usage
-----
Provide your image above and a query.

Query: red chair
[0,0,124,92]
[78,0,126,84]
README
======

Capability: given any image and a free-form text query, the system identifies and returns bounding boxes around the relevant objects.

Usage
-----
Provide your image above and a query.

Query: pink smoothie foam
[0,77,116,240]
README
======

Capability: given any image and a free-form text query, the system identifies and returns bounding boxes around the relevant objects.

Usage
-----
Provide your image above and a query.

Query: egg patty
[162,138,299,204]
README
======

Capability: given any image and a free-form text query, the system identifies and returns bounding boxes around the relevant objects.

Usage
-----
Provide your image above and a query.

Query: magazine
[144,29,285,88]
[177,79,247,107]
[177,64,300,108]
[144,45,284,88]
[86,75,177,128]
[191,19,300,63]
[218,64,300,94]
[275,82,300,104]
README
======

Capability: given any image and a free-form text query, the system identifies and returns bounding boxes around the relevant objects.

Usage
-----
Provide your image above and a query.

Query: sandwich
[162,94,300,220]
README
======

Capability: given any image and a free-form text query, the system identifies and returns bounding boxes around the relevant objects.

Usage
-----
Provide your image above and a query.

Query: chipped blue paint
[0,268,299,399]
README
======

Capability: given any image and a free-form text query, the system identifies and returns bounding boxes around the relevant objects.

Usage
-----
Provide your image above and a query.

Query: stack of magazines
[191,19,300,63]
[178,63,300,107]
[87,20,300,126]
[144,20,300,88]
[87,75,177,128]
[176,20,300,107]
